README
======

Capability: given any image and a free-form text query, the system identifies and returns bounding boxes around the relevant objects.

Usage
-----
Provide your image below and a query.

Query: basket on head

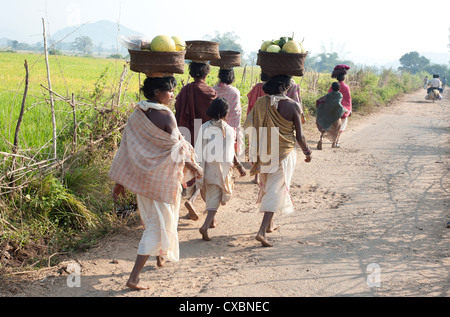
[257,50,308,77]
[128,49,186,77]
[185,40,220,62]
[210,51,241,69]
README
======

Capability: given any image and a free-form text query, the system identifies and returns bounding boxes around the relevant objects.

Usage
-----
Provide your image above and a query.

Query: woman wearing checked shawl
[109,76,203,290]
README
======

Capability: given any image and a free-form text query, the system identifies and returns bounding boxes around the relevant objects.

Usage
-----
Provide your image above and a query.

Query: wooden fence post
[42,18,57,159]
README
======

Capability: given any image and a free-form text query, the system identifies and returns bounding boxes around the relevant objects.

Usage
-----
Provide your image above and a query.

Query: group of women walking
[109,61,352,290]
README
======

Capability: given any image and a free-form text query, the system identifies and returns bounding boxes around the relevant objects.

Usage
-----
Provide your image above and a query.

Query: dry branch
[42,18,57,159]
[0,217,18,232]
[115,63,128,107]
[0,152,34,160]
[40,84,70,102]
[8,60,29,191]
[71,93,78,149]
[13,60,29,153]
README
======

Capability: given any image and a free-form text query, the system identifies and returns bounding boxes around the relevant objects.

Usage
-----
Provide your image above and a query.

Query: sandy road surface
[3,89,449,297]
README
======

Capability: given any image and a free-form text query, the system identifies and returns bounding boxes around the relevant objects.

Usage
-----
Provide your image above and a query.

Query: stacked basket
[128,49,186,77]
[185,40,221,62]
[210,50,241,69]
[257,50,308,77]
[128,40,223,77]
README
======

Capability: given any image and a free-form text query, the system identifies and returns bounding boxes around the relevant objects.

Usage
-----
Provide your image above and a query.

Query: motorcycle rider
[427,74,443,94]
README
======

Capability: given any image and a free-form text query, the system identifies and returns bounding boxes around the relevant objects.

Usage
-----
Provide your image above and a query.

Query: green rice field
[0,52,269,154]
[0,51,422,156]
[1,53,121,151]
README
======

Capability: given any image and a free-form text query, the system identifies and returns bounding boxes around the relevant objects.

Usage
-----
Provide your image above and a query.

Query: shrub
[22,175,99,230]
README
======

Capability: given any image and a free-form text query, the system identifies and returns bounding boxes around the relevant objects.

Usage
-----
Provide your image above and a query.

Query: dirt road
[4,88,449,297]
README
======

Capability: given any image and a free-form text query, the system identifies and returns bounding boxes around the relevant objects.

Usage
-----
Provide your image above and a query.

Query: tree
[244,51,258,66]
[9,40,19,50]
[72,36,94,55]
[398,51,430,74]
[306,51,354,73]
[205,31,243,53]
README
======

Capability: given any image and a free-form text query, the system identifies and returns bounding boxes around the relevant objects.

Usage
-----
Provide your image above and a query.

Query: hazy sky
[1,0,449,65]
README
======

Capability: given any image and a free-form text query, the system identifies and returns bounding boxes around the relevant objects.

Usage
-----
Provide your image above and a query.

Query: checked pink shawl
[109,103,196,205]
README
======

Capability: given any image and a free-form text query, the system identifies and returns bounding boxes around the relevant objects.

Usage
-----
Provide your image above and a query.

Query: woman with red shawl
[175,62,217,145]
[175,62,217,220]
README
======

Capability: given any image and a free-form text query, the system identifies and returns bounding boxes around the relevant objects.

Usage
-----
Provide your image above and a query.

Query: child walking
[195,97,242,241]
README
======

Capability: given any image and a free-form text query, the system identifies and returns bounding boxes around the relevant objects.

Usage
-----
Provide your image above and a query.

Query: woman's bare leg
[266,218,279,233]
[252,173,259,184]
[255,212,275,247]
[126,255,150,290]
[199,209,218,241]
[185,187,201,220]
[317,131,324,150]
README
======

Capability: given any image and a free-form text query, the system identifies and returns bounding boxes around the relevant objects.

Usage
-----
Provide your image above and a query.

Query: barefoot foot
[266,225,280,233]
[185,201,199,221]
[156,256,166,268]
[255,233,273,247]
[126,279,149,290]
[199,227,211,241]
[317,140,322,150]
[209,219,218,228]
[237,165,247,177]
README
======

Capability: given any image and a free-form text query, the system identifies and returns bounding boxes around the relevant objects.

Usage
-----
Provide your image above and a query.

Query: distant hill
[49,20,144,53]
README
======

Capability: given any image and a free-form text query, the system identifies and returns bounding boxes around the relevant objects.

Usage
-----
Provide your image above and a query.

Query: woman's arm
[185,161,204,179]
[113,183,126,202]
[292,102,312,163]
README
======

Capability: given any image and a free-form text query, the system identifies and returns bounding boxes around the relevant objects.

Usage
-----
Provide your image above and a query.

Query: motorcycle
[425,88,442,102]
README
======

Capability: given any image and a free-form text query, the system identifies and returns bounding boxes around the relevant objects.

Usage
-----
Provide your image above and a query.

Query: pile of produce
[257,35,308,77]
[141,35,186,52]
[121,34,187,76]
[120,35,186,52]
[260,36,306,54]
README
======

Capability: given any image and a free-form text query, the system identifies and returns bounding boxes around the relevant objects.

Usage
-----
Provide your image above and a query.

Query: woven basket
[210,50,241,69]
[257,50,308,77]
[185,40,220,61]
[128,49,186,76]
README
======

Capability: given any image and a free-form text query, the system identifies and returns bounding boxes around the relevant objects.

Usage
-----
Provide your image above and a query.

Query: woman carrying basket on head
[246,73,305,184]
[244,75,312,247]
[175,61,217,220]
[110,76,203,290]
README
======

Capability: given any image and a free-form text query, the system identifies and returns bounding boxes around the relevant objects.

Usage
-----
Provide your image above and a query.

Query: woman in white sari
[110,76,203,290]
[244,75,312,247]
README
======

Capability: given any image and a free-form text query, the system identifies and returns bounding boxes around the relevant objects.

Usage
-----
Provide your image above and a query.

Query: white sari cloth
[340,116,348,132]
[257,150,297,215]
[136,194,180,262]
[254,94,297,215]
[131,100,188,262]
